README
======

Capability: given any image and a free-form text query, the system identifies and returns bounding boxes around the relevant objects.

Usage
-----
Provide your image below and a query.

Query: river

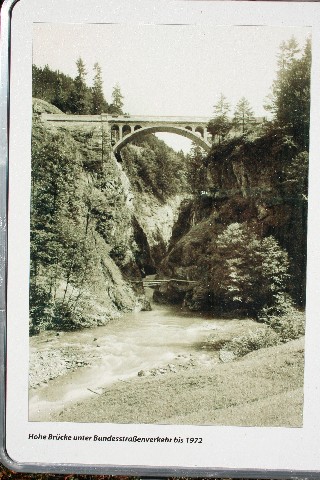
[29,289,249,421]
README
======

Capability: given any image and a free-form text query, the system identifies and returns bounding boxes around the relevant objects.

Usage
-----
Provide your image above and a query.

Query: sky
[33,23,310,152]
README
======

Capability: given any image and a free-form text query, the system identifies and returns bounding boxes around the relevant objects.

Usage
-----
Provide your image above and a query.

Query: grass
[48,337,304,427]
[220,309,305,359]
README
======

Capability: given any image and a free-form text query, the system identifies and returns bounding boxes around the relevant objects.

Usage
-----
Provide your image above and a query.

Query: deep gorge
[30,97,308,335]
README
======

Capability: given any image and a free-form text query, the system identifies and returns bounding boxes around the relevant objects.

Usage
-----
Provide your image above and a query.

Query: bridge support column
[119,126,123,141]
[203,128,208,142]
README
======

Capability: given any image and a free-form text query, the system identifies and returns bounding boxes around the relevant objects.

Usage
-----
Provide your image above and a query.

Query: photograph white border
[2,0,320,474]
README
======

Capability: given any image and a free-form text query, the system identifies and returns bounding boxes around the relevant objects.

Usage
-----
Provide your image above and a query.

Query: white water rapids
[29,289,234,421]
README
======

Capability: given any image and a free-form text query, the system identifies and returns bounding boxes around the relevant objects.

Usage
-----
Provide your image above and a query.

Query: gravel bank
[29,332,101,388]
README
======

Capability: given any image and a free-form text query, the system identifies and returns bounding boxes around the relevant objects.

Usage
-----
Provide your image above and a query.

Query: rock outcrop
[156,132,308,311]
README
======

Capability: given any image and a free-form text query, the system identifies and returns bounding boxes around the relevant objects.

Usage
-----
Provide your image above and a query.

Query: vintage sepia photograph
[29,23,311,426]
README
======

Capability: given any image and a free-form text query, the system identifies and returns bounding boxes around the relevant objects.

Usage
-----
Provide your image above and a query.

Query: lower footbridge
[133,278,198,288]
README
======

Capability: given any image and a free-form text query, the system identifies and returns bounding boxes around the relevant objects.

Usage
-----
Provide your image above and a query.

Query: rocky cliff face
[156,132,308,311]
[119,140,190,276]
[30,99,187,333]
[131,192,185,274]
[30,99,148,333]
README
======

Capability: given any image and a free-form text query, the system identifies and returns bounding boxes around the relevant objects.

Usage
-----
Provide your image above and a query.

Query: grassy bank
[49,337,304,427]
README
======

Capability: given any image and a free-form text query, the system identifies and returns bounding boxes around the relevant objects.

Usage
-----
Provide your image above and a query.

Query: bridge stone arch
[113,124,211,159]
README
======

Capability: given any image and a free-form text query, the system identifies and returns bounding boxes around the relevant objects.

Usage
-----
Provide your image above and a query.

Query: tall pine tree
[186,143,207,194]
[91,62,108,114]
[207,93,232,144]
[67,58,91,114]
[109,83,124,115]
[233,97,255,133]
[265,37,311,149]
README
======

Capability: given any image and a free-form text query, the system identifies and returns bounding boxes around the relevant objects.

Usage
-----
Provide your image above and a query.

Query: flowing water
[29,289,237,420]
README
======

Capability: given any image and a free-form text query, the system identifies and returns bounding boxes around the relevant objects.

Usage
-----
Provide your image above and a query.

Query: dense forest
[121,135,189,201]
[32,60,124,115]
[30,36,310,342]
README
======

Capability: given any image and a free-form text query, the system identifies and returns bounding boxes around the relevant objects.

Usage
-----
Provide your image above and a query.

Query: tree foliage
[186,143,208,194]
[91,62,109,114]
[205,37,311,306]
[265,36,311,149]
[190,223,291,316]
[33,61,113,116]
[233,97,255,133]
[32,64,75,109]
[205,126,308,306]
[67,58,92,114]
[30,123,92,332]
[109,83,125,115]
[30,116,136,333]
[121,134,189,201]
[207,93,232,143]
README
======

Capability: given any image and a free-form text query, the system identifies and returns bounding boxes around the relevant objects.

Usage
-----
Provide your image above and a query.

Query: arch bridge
[41,112,212,159]
[109,115,212,158]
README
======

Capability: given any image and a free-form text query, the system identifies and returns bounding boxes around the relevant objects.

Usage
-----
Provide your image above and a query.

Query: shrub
[29,284,54,335]
[263,310,305,342]
[222,327,280,358]
[109,242,128,265]
[258,292,294,319]
[267,312,305,342]
[258,293,305,342]
[219,298,305,361]
[206,223,291,315]
[50,300,85,331]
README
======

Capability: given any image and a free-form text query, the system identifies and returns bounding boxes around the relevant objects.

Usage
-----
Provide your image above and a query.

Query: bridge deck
[41,113,211,125]
[109,115,211,124]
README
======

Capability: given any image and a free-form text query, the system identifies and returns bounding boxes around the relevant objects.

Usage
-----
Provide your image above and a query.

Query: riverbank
[38,337,304,427]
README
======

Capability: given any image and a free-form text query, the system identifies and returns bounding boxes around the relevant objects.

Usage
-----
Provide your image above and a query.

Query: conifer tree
[52,75,65,111]
[109,83,124,115]
[233,97,255,133]
[91,62,108,114]
[207,223,290,315]
[67,57,91,114]
[32,64,75,112]
[207,93,232,144]
[277,36,300,70]
[187,143,207,194]
[265,36,311,149]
